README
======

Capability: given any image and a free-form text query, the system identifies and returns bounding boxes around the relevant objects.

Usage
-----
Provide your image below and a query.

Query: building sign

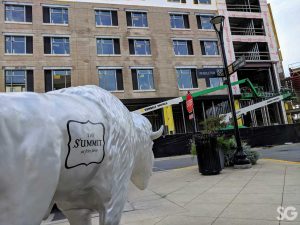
[197,68,224,78]
[229,56,246,75]
[217,56,247,77]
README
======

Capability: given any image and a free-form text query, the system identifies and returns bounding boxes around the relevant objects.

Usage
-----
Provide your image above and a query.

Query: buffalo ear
[150,125,164,140]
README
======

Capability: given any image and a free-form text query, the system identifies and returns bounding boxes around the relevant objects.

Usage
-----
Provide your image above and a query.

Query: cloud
[268,0,300,77]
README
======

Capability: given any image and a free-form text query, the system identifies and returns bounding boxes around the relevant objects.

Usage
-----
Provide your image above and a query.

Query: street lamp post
[210,15,251,169]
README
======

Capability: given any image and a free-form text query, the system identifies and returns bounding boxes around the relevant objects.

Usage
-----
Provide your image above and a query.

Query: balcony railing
[230,27,265,36]
[235,51,270,61]
[226,4,261,13]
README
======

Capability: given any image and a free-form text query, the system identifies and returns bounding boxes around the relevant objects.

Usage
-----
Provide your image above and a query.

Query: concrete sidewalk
[43,159,300,225]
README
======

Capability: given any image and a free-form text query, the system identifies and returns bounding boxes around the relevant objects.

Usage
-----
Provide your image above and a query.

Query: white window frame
[97,66,124,92]
[132,39,151,56]
[195,0,211,4]
[173,40,192,56]
[98,69,119,92]
[200,40,220,56]
[170,14,186,29]
[135,69,155,91]
[97,38,118,56]
[209,77,224,87]
[42,4,69,8]
[49,7,69,25]
[5,69,27,92]
[4,4,30,24]
[168,0,185,3]
[51,69,71,90]
[50,37,70,55]
[97,66,123,69]
[198,14,214,30]
[4,35,29,55]
[176,68,196,90]
[129,11,148,28]
[95,10,116,27]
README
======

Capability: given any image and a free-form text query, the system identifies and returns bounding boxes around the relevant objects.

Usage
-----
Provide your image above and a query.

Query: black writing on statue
[65,120,105,169]
[73,138,103,148]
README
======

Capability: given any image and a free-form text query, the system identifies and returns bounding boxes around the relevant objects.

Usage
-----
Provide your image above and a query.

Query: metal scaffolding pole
[265,106,271,125]
[202,101,206,122]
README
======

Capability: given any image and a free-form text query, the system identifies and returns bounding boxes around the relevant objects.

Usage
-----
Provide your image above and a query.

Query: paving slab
[212,218,279,225]
[184,202,228,218]
[42,159,300,225]
[120,217,162,225]
[283,193,300,205]
[155,215,215,225]
[188,193,237,205]
[281,222,300,225]
[284,185,300,194]
[241,184,284,194]
[218,203,280,221]
[232,193,282,205]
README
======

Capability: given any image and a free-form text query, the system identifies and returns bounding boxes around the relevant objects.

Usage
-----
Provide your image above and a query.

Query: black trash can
[195,134,222,175]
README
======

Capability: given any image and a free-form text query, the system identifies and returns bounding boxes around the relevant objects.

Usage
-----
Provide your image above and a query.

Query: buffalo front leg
[63,209,92,225]
[99,210,122,225]
[98,198,126,225]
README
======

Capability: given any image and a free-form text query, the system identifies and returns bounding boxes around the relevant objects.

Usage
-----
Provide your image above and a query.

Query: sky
[267,0,300,77]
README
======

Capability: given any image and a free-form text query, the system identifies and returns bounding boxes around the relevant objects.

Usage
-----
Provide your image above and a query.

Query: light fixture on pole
[210,15,251,169]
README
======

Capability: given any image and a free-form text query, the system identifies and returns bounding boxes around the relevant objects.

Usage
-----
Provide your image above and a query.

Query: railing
[226,4,261,13]
[235,51,270,61]
[241,92,254,99]
[260,92,277,98]
[241,87,254,99]
[230,27,265,36]
[241,86,279,99]
[253,86,275,98]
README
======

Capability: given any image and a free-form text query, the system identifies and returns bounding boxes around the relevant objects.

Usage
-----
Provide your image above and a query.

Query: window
[126,11,148,28]
[209,77,223,87]
[98,69,123,91]
[170,14,189,29]
[5,4,32,23]
[199,67,224,88]
[129,39,151,55]
[5,36,33,54]
[194,0,211,4]
[132,69,154,90]
[96,38,120,55]
[200,41,219,55]
[95,10,118,26]
[44,37,70,55]
[44,69,71,92]
[176,69,198,89]
[43,6,68,24]
[197,15,214,30]
[5,70,34,92]
[173,40,193,55]
[168,0,186,3]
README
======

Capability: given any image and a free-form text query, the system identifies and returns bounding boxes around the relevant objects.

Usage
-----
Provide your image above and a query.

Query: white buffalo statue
[0,86,163,225]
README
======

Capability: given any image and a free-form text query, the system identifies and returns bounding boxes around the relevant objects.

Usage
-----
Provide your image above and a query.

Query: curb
[262,158,300,165]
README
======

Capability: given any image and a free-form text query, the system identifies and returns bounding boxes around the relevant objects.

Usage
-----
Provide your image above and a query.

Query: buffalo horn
[151,125,164,140]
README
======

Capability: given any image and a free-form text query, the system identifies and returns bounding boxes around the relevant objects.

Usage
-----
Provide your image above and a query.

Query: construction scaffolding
[281,63,300,123]
[134,79,294,134]
[289,63,300,100]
